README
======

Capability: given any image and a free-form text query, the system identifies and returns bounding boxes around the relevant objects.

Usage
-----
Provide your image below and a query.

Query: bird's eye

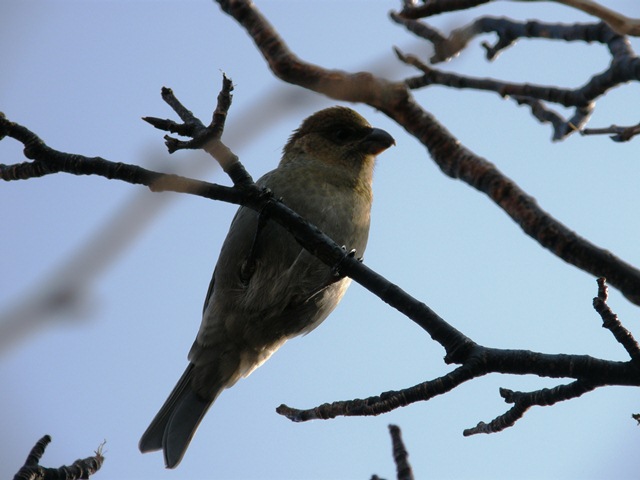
[331,128,355,143]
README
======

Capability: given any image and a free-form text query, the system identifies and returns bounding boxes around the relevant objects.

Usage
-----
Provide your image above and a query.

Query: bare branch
[513,97,593,141]
[0,106,473,363]
[0,114,245,204]
[215,0,640,307]
[277,342,638,427]
[394,47,595,140]
[275,274,640,433]
[143,75,251,184]
[581,122,640,142]
[276,365,480,421]
[546,0,640,37]
[0,80,329,355]
[215,0,408,109]
[464,381,598,435]
[389,425,414,480]
[398,0,491,20]
[369,425,414,480]
[392,15,636,140]
[399,0,640,39]
[13,435,105,480]
[593,278,640,360]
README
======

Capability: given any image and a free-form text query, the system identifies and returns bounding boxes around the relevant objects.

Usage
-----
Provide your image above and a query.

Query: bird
[139,106,395,468]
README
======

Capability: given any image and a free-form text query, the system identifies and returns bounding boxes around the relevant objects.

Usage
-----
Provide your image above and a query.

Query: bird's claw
[332,247,358,277]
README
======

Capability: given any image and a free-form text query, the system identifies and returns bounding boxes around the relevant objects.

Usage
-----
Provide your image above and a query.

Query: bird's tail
[139,363,221,468]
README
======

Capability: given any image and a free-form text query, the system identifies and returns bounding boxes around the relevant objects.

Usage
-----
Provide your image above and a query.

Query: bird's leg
[296,248,361,305]
[239,191,273,285]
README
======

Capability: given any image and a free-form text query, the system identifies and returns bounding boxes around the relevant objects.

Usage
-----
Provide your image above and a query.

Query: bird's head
[281,107,395,178]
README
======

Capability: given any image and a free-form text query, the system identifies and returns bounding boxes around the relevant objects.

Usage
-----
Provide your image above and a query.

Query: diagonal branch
[593,278,640,360]
[215,0,640,307]
[0,111,473,362]
[463,380,599,435]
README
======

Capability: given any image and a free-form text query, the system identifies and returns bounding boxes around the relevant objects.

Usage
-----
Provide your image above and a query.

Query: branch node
[592,278,640,360]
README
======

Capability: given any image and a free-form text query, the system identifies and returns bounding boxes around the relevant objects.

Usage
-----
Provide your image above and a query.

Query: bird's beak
[360,127,395,155]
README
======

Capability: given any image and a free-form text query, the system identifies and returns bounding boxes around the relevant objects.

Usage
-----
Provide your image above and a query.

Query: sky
[2,1,640,479]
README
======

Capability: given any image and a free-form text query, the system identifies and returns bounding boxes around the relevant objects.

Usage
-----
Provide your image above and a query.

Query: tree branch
[399,0,640,38]
[463,380,598,435]
[593,278,640,360]
[277,279,640,432]
[581,122,640,142]
[546,0,640,37]
[370,425,414,480]
[13,435,104,480]
[214,0,640,306]
[390,13,638,140]
[389,425,414,480]
[394,46,596,140]
[0,97,471,360]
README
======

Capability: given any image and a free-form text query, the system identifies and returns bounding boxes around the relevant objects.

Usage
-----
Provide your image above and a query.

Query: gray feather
[139,364,222,468]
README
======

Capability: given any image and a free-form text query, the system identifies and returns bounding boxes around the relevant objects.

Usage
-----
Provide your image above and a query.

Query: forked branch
[278,279,640,434]
[390,12,638,140]
[13,435,104,480]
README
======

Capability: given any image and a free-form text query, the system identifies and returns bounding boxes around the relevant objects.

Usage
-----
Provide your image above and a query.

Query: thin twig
[464,380,598,435]
[581,122,640,142]
[593,278,640,360]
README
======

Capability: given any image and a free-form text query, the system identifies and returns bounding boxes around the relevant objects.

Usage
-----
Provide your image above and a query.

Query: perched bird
[139,106,395,468]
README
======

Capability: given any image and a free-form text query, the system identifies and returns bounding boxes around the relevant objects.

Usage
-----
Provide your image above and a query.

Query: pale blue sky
[2,1,640,479]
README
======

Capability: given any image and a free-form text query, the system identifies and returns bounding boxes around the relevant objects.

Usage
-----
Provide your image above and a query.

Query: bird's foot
[331,247,358,278]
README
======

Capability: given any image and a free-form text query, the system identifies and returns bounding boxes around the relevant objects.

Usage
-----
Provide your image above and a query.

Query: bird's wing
[202,269,216,317]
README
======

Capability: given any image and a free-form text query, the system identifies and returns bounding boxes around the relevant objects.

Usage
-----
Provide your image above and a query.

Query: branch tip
[388,424,414,480]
